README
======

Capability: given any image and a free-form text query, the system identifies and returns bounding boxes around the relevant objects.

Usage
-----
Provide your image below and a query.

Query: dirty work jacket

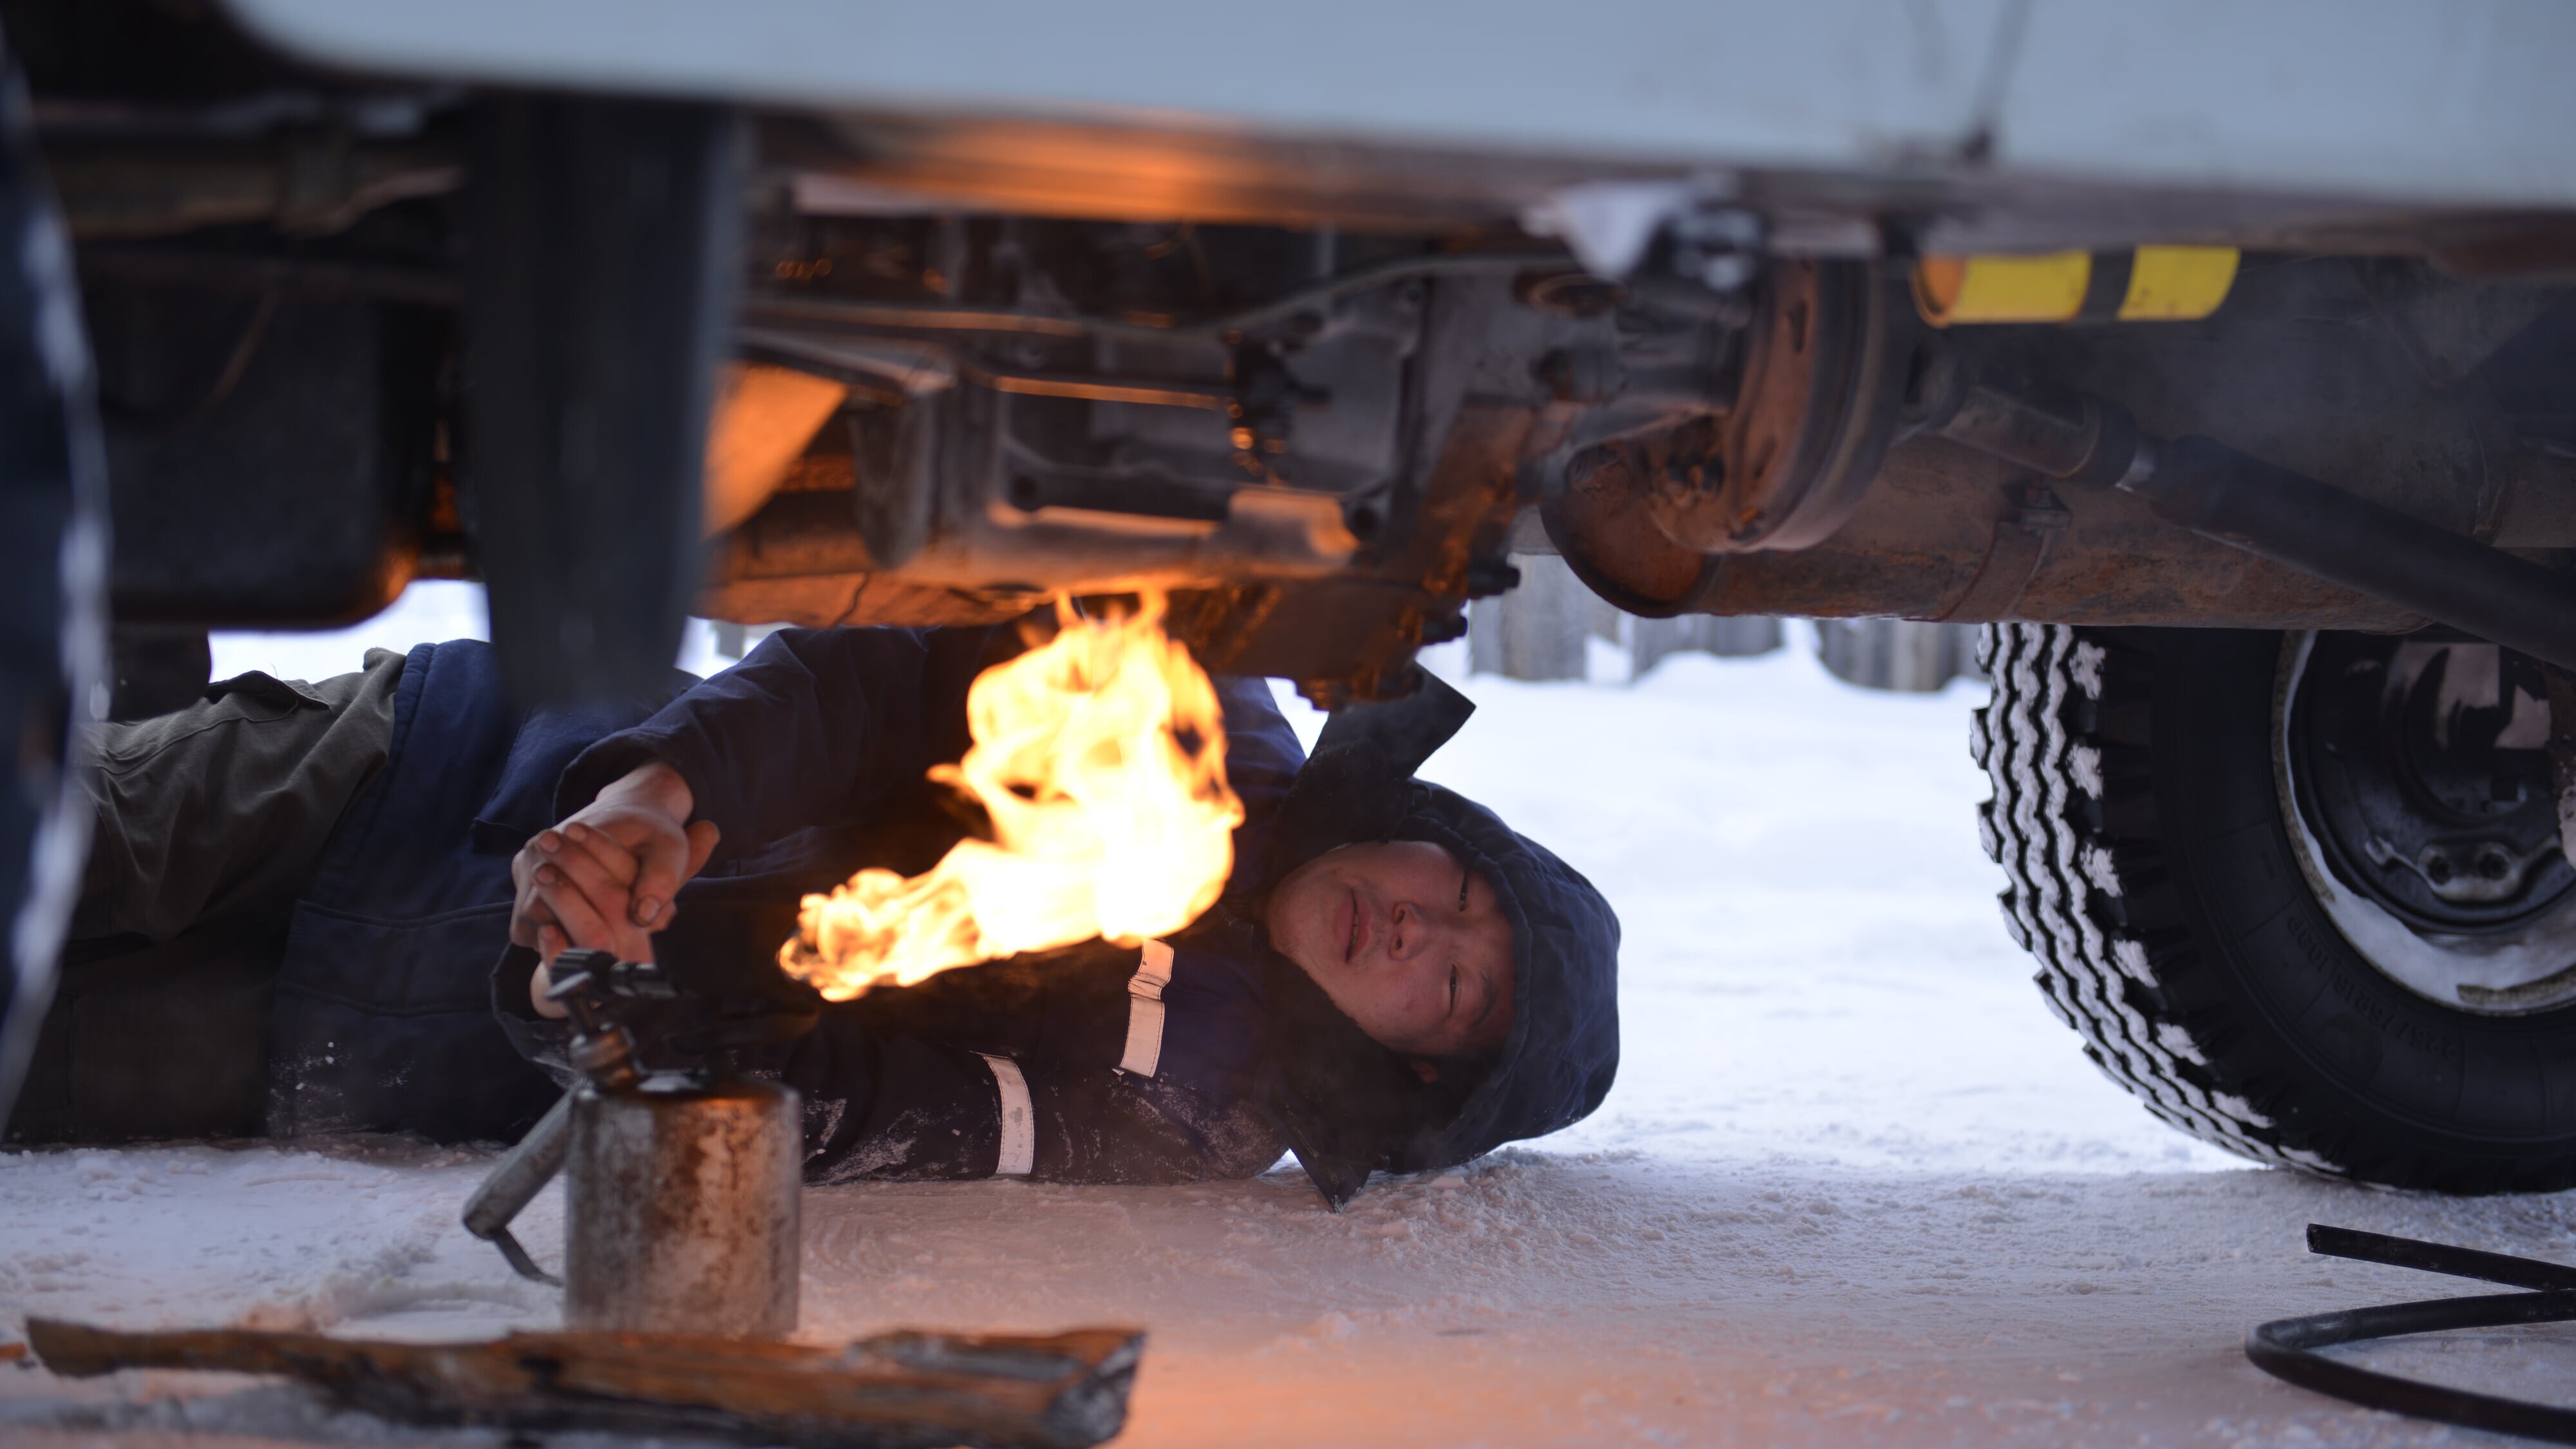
[267,638,692,1140]
[271,625,1307,1186]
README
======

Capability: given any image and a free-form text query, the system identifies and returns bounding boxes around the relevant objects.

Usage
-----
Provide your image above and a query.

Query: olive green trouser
[8,649,407,1142]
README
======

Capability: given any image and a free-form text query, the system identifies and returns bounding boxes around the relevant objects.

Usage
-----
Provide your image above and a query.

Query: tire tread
[1976,623,2327,1173]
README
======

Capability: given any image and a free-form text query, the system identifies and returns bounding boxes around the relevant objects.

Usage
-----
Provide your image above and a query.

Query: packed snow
[7,581,2576,1448]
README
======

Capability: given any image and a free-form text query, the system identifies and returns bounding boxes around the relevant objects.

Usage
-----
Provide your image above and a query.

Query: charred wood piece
[27,1318,1145,1449]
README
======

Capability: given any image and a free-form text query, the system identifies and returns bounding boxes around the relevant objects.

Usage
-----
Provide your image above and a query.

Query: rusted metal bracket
[1933,481,2071,623]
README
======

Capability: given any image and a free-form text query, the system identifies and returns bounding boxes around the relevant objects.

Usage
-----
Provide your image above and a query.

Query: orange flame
[778,592,1243,1000]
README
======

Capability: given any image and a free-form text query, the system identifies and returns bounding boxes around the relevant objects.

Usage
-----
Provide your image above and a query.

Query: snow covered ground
[8,583,2576,1446]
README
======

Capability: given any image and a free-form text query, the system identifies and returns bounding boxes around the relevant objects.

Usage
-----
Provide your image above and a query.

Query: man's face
[1264,839,1515,1061]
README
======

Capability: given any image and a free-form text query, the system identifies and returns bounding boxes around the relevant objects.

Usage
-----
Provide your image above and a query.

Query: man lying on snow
[17,622,1619,1206]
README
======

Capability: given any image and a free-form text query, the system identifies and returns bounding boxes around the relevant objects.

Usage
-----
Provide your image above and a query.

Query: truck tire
[1975,623,2576,1193]
[0,33,109,1128]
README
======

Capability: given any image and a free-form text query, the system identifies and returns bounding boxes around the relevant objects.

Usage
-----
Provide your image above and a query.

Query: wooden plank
[28,1317,1142,1449]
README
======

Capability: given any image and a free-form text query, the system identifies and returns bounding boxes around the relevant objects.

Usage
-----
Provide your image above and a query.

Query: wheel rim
[2277,632,2576,1014]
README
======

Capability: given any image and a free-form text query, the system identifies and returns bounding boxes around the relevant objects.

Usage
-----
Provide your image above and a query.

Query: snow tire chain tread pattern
[1973,623,2336,1177]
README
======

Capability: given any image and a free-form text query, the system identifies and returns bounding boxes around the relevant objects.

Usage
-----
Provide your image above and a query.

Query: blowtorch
[460,949,814,1337]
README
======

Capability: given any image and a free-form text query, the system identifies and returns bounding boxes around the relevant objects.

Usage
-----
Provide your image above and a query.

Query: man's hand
[511,761,720,1012]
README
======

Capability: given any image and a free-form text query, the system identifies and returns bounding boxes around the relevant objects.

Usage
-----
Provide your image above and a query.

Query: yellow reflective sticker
[2119,245,2239,321]
[1913,251,2092,326]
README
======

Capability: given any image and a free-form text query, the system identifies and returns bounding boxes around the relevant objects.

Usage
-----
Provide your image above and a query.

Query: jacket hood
[1387,783,1621,1167]
[1255,672,1622,1207]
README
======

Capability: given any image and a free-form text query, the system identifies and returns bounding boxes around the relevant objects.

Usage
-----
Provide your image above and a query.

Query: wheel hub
[2278,632,2576,1012]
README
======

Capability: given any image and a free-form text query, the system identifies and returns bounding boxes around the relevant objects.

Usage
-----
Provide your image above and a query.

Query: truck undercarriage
[17,1,2576,707]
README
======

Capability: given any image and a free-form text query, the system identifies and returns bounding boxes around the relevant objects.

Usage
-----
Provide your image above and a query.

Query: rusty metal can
[564,1077,800,1337]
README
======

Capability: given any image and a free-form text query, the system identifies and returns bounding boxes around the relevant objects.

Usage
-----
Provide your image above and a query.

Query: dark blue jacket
[265,627,1308,1188]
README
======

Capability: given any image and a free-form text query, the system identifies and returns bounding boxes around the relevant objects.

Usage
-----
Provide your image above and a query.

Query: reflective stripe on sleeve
[978,1052,1036,1177]
[1116,939,1175,1078]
